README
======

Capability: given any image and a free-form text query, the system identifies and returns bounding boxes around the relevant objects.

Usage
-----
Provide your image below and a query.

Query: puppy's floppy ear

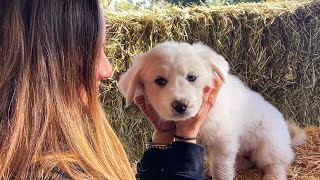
[192,42,229,83]
[118,54,145,107]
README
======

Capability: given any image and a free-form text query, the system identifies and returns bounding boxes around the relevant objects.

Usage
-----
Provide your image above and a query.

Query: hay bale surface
[100,0,320,166]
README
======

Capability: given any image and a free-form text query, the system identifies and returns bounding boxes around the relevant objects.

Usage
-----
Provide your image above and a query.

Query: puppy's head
[119,41,229,121]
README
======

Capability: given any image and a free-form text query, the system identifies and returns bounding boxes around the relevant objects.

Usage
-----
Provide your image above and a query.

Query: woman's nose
[97,52,113,80]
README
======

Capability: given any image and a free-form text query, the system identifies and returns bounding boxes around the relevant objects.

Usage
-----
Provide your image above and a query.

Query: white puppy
[119,41,307,180]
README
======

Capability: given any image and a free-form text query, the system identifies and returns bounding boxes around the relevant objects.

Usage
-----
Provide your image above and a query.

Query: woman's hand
[134,96,175,144]
[175,77,223,143]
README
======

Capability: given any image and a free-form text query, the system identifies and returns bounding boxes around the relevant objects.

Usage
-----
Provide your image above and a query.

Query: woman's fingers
[187,77,223,123]
[134,96,175,144]
[134,96,147,109]
[212,76,223,93]
[134,95,174,131]
[208,77,223,106]
[202,86,211,103]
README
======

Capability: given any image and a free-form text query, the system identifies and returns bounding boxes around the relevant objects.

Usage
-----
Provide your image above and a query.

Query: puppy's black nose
[172,100,189,114]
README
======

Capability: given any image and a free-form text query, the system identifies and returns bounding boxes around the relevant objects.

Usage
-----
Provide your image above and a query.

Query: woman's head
[0,0,132,179]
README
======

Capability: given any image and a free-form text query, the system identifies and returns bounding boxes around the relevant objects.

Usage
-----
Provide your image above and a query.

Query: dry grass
[236,126,320,180]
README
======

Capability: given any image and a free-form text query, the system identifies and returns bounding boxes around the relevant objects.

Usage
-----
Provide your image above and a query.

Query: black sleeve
[136,141,205,180]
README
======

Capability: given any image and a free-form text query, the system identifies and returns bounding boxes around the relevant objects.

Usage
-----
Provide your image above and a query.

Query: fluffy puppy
[119,41,307,180]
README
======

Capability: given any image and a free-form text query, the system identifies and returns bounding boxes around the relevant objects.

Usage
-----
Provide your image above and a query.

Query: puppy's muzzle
[172,100,189,114]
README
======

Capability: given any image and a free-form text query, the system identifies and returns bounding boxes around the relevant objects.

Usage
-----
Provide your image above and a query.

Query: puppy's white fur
[119,41,307,180]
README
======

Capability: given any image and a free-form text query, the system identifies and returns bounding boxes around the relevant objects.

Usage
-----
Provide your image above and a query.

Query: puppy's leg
[251,140,294,180]
[208,150,237,180]
[206,142,238,180]
[263,164,287,180]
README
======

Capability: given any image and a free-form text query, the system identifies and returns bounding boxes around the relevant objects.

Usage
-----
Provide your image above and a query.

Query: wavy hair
[0,0,135,179]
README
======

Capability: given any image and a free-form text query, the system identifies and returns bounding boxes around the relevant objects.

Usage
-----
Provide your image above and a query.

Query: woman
[0,0,221,179]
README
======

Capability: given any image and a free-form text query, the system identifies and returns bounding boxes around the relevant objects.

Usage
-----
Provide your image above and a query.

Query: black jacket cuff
[165,141,205,179]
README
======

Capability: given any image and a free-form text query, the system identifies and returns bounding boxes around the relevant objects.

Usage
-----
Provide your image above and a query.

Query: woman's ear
[192,42,229,83]
[118,54,145,107]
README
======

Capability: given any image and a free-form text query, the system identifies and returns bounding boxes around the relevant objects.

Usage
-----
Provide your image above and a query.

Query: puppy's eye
[154,77,167,86]
[187,75,197,82]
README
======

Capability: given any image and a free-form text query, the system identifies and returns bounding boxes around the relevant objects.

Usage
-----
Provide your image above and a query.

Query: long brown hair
[0,0,135,179]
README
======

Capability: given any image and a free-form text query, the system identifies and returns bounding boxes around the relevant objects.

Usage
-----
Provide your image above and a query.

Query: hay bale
[100,0,320,163]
